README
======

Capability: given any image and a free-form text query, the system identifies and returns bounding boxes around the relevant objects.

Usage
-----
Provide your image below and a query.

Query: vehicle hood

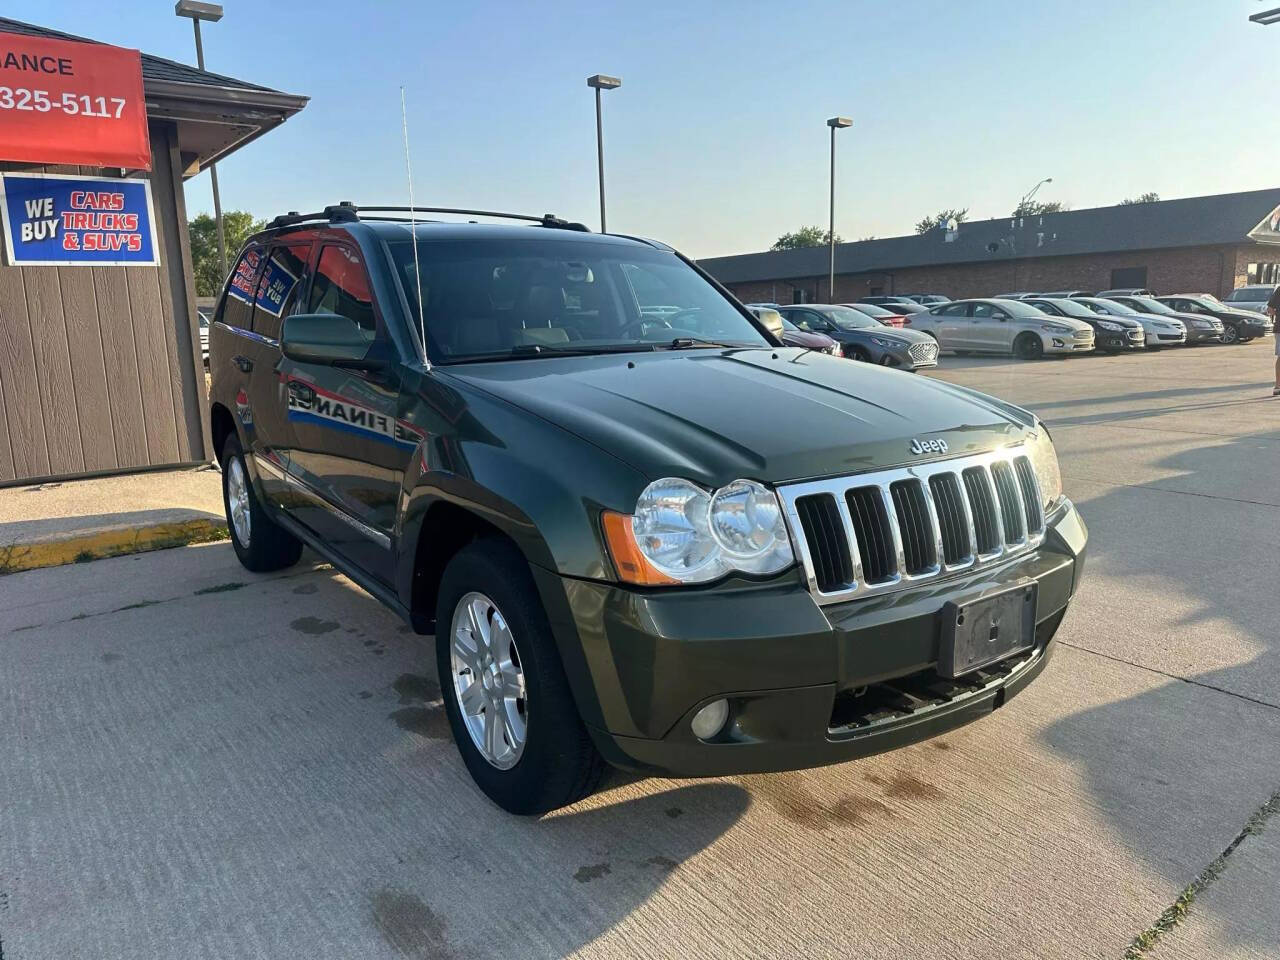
[1162,310,1216,326]
[843,325,936,346]
[1039,316,1094,333]
[444,348,1029,488]
[1130,312,1185,328]
[1218,306,1268,321]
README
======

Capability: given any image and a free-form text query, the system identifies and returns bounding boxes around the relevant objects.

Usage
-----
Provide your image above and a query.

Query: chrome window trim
[252,453,391,550]
[779,444,1046,605]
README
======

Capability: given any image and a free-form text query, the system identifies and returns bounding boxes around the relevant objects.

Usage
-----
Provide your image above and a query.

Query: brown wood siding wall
[0,121,208,484]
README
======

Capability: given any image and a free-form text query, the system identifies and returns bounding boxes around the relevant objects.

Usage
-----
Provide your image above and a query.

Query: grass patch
[1125,788,1280,957]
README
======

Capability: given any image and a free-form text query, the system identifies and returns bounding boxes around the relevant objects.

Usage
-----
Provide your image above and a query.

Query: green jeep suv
[208,204,1087,814]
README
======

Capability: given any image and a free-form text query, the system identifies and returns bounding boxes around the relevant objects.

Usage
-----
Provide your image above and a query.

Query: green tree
[771,225,842,250]
[914,208,968,235]
[1012,199,1068,217]
[1120,192,1160,205]
[189,211,266,296]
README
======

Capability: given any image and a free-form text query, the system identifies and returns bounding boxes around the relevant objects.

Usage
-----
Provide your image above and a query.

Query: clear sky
[7,0,1278,258]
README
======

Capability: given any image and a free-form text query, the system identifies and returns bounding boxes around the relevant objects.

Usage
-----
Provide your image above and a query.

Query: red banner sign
[0,32,150,170]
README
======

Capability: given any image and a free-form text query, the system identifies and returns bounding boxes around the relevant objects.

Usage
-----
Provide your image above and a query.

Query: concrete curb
[0,516,229,576]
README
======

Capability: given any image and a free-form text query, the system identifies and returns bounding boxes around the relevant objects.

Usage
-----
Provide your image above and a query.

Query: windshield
[1001,300,1053,318]
[387,238,769,362]
[780,317,800,331]
[1077,297,1138,315]
[1227,287,1270,301]
[1033,298,1094,319]
[1127,296,1175,315]
[821,306,882,329]
[844,302,894,317]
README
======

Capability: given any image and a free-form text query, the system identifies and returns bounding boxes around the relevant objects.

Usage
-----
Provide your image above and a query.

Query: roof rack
[267,203,589,232]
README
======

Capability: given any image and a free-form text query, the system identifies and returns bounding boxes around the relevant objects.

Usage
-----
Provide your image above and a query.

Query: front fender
[394,380,650,604]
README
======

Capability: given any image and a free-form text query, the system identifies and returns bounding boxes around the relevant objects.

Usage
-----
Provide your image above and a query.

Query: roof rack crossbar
[266,204,590,232]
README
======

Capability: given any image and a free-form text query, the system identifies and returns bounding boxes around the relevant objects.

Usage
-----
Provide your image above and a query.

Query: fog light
[690,698,730,740]
[1052,338,1064,347]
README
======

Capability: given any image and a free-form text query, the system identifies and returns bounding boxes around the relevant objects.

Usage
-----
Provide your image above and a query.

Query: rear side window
[251,241,312,340]
[937,302,968,316]
[218,244,264,330]
[309,244,377,334]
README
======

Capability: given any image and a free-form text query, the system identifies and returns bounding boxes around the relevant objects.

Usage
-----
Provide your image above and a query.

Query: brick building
[701,188,1280,305]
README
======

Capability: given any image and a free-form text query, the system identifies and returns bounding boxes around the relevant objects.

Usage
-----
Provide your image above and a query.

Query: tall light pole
[176,0,228,282]
[826,117,852,302]
[1016,176,1053,217]
[587,74,621,232]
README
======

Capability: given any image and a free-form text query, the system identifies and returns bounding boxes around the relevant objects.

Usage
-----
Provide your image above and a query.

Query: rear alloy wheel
[1014,333,1044,360]
[221,434,302,572]
[1221,324,1239,345]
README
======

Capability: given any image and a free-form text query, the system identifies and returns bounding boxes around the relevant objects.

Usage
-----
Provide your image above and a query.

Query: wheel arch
[210,401,237,461]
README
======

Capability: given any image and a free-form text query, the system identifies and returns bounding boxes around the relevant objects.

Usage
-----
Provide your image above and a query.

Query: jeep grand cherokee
[208,204,1088,815]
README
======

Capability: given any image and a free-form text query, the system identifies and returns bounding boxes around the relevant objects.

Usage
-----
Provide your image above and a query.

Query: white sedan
[912,298,1094,360]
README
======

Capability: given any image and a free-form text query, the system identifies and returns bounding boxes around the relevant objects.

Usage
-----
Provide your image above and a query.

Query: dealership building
[701,188,1280,306]
[0,17,306,486]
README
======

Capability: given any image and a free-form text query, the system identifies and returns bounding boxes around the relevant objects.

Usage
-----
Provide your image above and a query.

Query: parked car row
[988,291,1272,347]
[892,292,1277,360]
[745,302,941,371]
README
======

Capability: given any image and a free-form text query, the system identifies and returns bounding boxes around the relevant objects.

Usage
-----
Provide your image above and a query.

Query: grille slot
[794,494,854,592]
[990,460,1025,543]
[889,479,936,575]
[929,472,972,565]
[962,467,1001,554]
[846,487,895,584]
[1013,456,1044,535]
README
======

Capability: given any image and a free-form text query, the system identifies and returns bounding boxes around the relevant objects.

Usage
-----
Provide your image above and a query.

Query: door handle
[288,380,315,403]
[233,355,254,373]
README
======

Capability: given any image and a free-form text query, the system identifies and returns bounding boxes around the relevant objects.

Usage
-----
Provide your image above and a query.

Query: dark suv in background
[208,204,1086,814]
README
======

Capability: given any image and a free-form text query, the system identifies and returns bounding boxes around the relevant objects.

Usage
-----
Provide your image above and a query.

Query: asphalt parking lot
[2,343,1279,960]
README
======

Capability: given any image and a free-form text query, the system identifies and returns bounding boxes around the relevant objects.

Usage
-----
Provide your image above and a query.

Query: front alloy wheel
[1014,333,1044,360]
[1221,324,1239,344]
[450,592,527,769]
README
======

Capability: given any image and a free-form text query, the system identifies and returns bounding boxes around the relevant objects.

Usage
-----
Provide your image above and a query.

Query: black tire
[1014,333,1044,360]
[220,434,302,573]
[849,347,872,362]
[436,539,606,815]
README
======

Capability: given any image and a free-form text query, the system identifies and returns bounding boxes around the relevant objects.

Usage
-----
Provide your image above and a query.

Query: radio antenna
[400,86,428,366]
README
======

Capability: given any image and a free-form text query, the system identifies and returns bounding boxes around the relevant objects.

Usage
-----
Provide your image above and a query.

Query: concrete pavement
[1,342,1278,959]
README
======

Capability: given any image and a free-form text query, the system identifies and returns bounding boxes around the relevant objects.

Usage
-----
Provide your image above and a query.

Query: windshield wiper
[663,337,746,350]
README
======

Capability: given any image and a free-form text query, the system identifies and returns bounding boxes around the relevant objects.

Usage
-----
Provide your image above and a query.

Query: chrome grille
[780,447,1046,604]
[908,342,939,364]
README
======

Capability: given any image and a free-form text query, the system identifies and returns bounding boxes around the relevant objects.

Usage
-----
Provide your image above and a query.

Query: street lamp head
[175,0,224,21]
[587,74,622,90]
[1249,6,1280,24]
[827,116,853,129]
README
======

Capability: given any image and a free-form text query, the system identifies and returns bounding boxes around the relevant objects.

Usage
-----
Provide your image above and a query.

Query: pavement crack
[1059,640,1280,712]
[1123,788,1280,958]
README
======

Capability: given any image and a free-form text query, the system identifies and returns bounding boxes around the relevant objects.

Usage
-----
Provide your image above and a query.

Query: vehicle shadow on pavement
[367,779,751,960]
[1040,429,1280,956]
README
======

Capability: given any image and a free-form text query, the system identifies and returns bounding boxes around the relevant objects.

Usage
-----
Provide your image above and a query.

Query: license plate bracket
[939,580,1037,679]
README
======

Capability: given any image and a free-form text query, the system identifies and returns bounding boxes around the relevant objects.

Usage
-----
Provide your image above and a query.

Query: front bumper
[1184,326,1221,344]
[541,499,1087,777]
[1097,331,1144,351]
[1044,335,1095,354]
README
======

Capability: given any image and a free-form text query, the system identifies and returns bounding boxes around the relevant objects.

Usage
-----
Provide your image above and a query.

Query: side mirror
[282,313,379,366]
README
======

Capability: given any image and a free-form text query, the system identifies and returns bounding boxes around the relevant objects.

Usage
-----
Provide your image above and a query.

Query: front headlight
[871,337,898,348]
[1096,320,1122,331]
[1041,322,1071,333]
[603,477,795,585]
[1025,425,1062,510]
